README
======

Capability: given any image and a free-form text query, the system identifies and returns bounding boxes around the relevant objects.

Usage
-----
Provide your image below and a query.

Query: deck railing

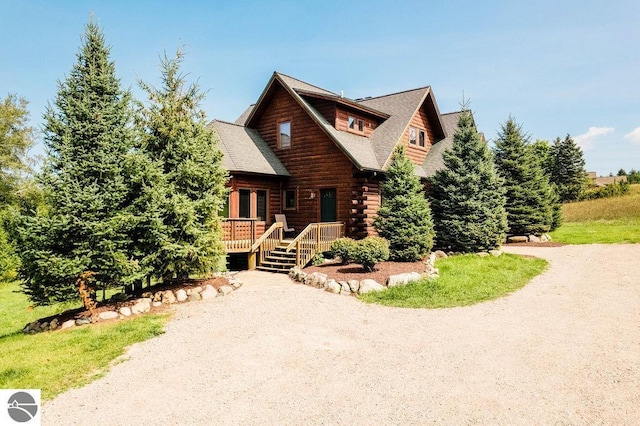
[248,222,284,269]
[222,219,265,252]
[285,222,345,268]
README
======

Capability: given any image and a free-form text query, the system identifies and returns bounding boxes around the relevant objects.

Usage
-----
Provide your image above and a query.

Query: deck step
[256,265,292,273]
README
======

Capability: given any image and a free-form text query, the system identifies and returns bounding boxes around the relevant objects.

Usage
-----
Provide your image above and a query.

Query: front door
[320,188,337,222]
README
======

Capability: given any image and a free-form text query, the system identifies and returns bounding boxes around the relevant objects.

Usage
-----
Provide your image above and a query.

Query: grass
[550,184,640,244]
[0,281,169,400]
[360,253,548,308]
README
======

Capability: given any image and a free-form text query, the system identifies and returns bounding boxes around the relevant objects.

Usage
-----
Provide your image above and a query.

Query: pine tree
[493,117,555,235]
[17,20,142,305]
[138,50,228,280]
[373,145,434,261]
[549,135,588,202]
[428,110,507,252]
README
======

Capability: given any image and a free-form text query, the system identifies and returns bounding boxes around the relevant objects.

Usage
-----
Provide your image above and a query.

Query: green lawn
[550,184,640,244]
[0,281,168,400]
[361,253,548,308]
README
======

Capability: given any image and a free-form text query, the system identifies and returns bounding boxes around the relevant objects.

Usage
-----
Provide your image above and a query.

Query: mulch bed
[304,261,425,284]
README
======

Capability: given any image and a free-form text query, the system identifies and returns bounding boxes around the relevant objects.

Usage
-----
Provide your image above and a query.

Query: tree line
[1,21,227,306]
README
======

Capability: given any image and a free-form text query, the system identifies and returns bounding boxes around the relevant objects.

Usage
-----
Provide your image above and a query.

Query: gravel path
[44,244,640,425]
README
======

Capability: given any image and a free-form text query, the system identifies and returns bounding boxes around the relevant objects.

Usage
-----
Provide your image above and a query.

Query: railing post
[296,240,301,268]
[248,251,256,270]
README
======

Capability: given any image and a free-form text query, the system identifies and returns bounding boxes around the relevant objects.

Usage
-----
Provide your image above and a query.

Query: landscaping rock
[324,279,341,294]
[387,272,422,288]
[142,291,153,299]
[49,318,59,330]
[163,290,177,304]
[230,279,242,289]
[188,292,201,302]
[490,249,503,257]
[305,272,327,288]
[339,281,351,295]
[99,311,119,321]
[434,250,448,259]
[507,235,528,243]
[528,234,541,243]
[110,292,128,302]
[358,279,384,294]
[219,285,233,296]
[427,253,437,267]
[175,289,188,302]
[75,317,91,326]
[348,280,360,293]
[541,233,552,242]
[61,319,76,330]
[201,285,217,300]
[477,252,489,257]
[119,307,132,317]
[153,292,163,302]
[152,301,162,308]
[131,299,151,314]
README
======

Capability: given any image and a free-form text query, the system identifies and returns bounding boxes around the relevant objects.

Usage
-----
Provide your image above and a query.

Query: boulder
[131,299,151,314]
[162,290,177,304]
[218,285,234,296]
[119,306,132,317]
[75,317,91,326]
[98,310,119,321]
[348,280,360,293]
[152,301,162,308]
[434,250,448,259]
[477,252,489,257]
[153,292,163,302]
[427,253,436,267]
[188,292,202,302]
[358,279,384,294]
[201,285,217,300]
[339,281,351,295]
[541,233,552,242]
[61,319,76,330]
[49,318,59,330]
[324,279,341,294]
[305,272,327,288]
[528,234,541,243]
[506,235,528,243]
[230,279,242,289]
[142,291,153,299]
[387,272,422,288]
[175,289,188,302]
[490,249,503,257]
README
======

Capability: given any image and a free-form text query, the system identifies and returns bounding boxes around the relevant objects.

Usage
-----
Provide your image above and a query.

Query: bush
[351,237,390,272]
[579,180,630,200]
[330,238,358,264]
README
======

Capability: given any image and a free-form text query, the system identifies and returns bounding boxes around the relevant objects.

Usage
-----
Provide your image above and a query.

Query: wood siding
[254,84,361,234]
[305,97,336,126]
[399,105,436,165]
[335,108,378,137]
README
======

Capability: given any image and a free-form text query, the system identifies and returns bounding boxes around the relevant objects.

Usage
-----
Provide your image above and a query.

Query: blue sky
[2,0,639,175]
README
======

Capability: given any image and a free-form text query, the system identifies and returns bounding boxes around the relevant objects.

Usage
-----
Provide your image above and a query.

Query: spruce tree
[17,20,142,305]
[374,145,434,261]
[138,50,228,280]
[428,110,507,252]
[549,135,588,202]
[493,117,555,235]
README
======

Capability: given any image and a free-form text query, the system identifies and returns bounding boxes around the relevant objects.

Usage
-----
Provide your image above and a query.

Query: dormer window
[410,127,417,145]
[278,121,291,148]
[348,115,365,134]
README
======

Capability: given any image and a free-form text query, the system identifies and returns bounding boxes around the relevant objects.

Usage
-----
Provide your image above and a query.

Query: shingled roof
[227,72,463,177]
[211,119,289,176]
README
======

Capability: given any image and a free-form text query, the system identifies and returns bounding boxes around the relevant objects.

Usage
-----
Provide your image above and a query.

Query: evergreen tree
[17,20,142,305]
[549,135,588,202]
[493,117,555,235]
[373,145,434,261]
[428,110,507,252]
[138,50,228,280]
[0,94,34,205]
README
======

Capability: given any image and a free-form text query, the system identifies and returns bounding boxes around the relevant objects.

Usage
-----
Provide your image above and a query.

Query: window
[279,121,291,148]
[410,127,417,145]
[358,119,364,132]
[239,189,251,218]
[348,116,355,129]
[284,189,296,210]
[419,130,425,147]
[256,190,267,221]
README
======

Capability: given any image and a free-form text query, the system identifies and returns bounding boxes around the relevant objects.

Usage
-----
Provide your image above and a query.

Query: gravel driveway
[43,244,640,425]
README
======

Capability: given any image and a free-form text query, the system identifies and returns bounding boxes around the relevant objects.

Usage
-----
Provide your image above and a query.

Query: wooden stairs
[256,242,297,273]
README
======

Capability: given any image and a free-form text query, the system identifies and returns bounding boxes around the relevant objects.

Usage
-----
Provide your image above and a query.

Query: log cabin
[212,72,464,271]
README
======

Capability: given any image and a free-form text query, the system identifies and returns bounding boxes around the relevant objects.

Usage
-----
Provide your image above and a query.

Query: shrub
[579,180,630,200]
[330,237,358,264]
[351,237,390,272]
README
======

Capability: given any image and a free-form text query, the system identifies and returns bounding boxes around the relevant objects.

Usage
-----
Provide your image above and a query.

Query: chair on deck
[274,214,295,237]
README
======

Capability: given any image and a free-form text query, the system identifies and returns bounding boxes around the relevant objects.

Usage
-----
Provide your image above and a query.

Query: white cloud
[574,126,615,150]
[623,127,640,145]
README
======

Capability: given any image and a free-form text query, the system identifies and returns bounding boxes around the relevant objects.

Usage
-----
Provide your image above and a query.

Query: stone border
[22,273,243,334]
[288,252,442,296]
